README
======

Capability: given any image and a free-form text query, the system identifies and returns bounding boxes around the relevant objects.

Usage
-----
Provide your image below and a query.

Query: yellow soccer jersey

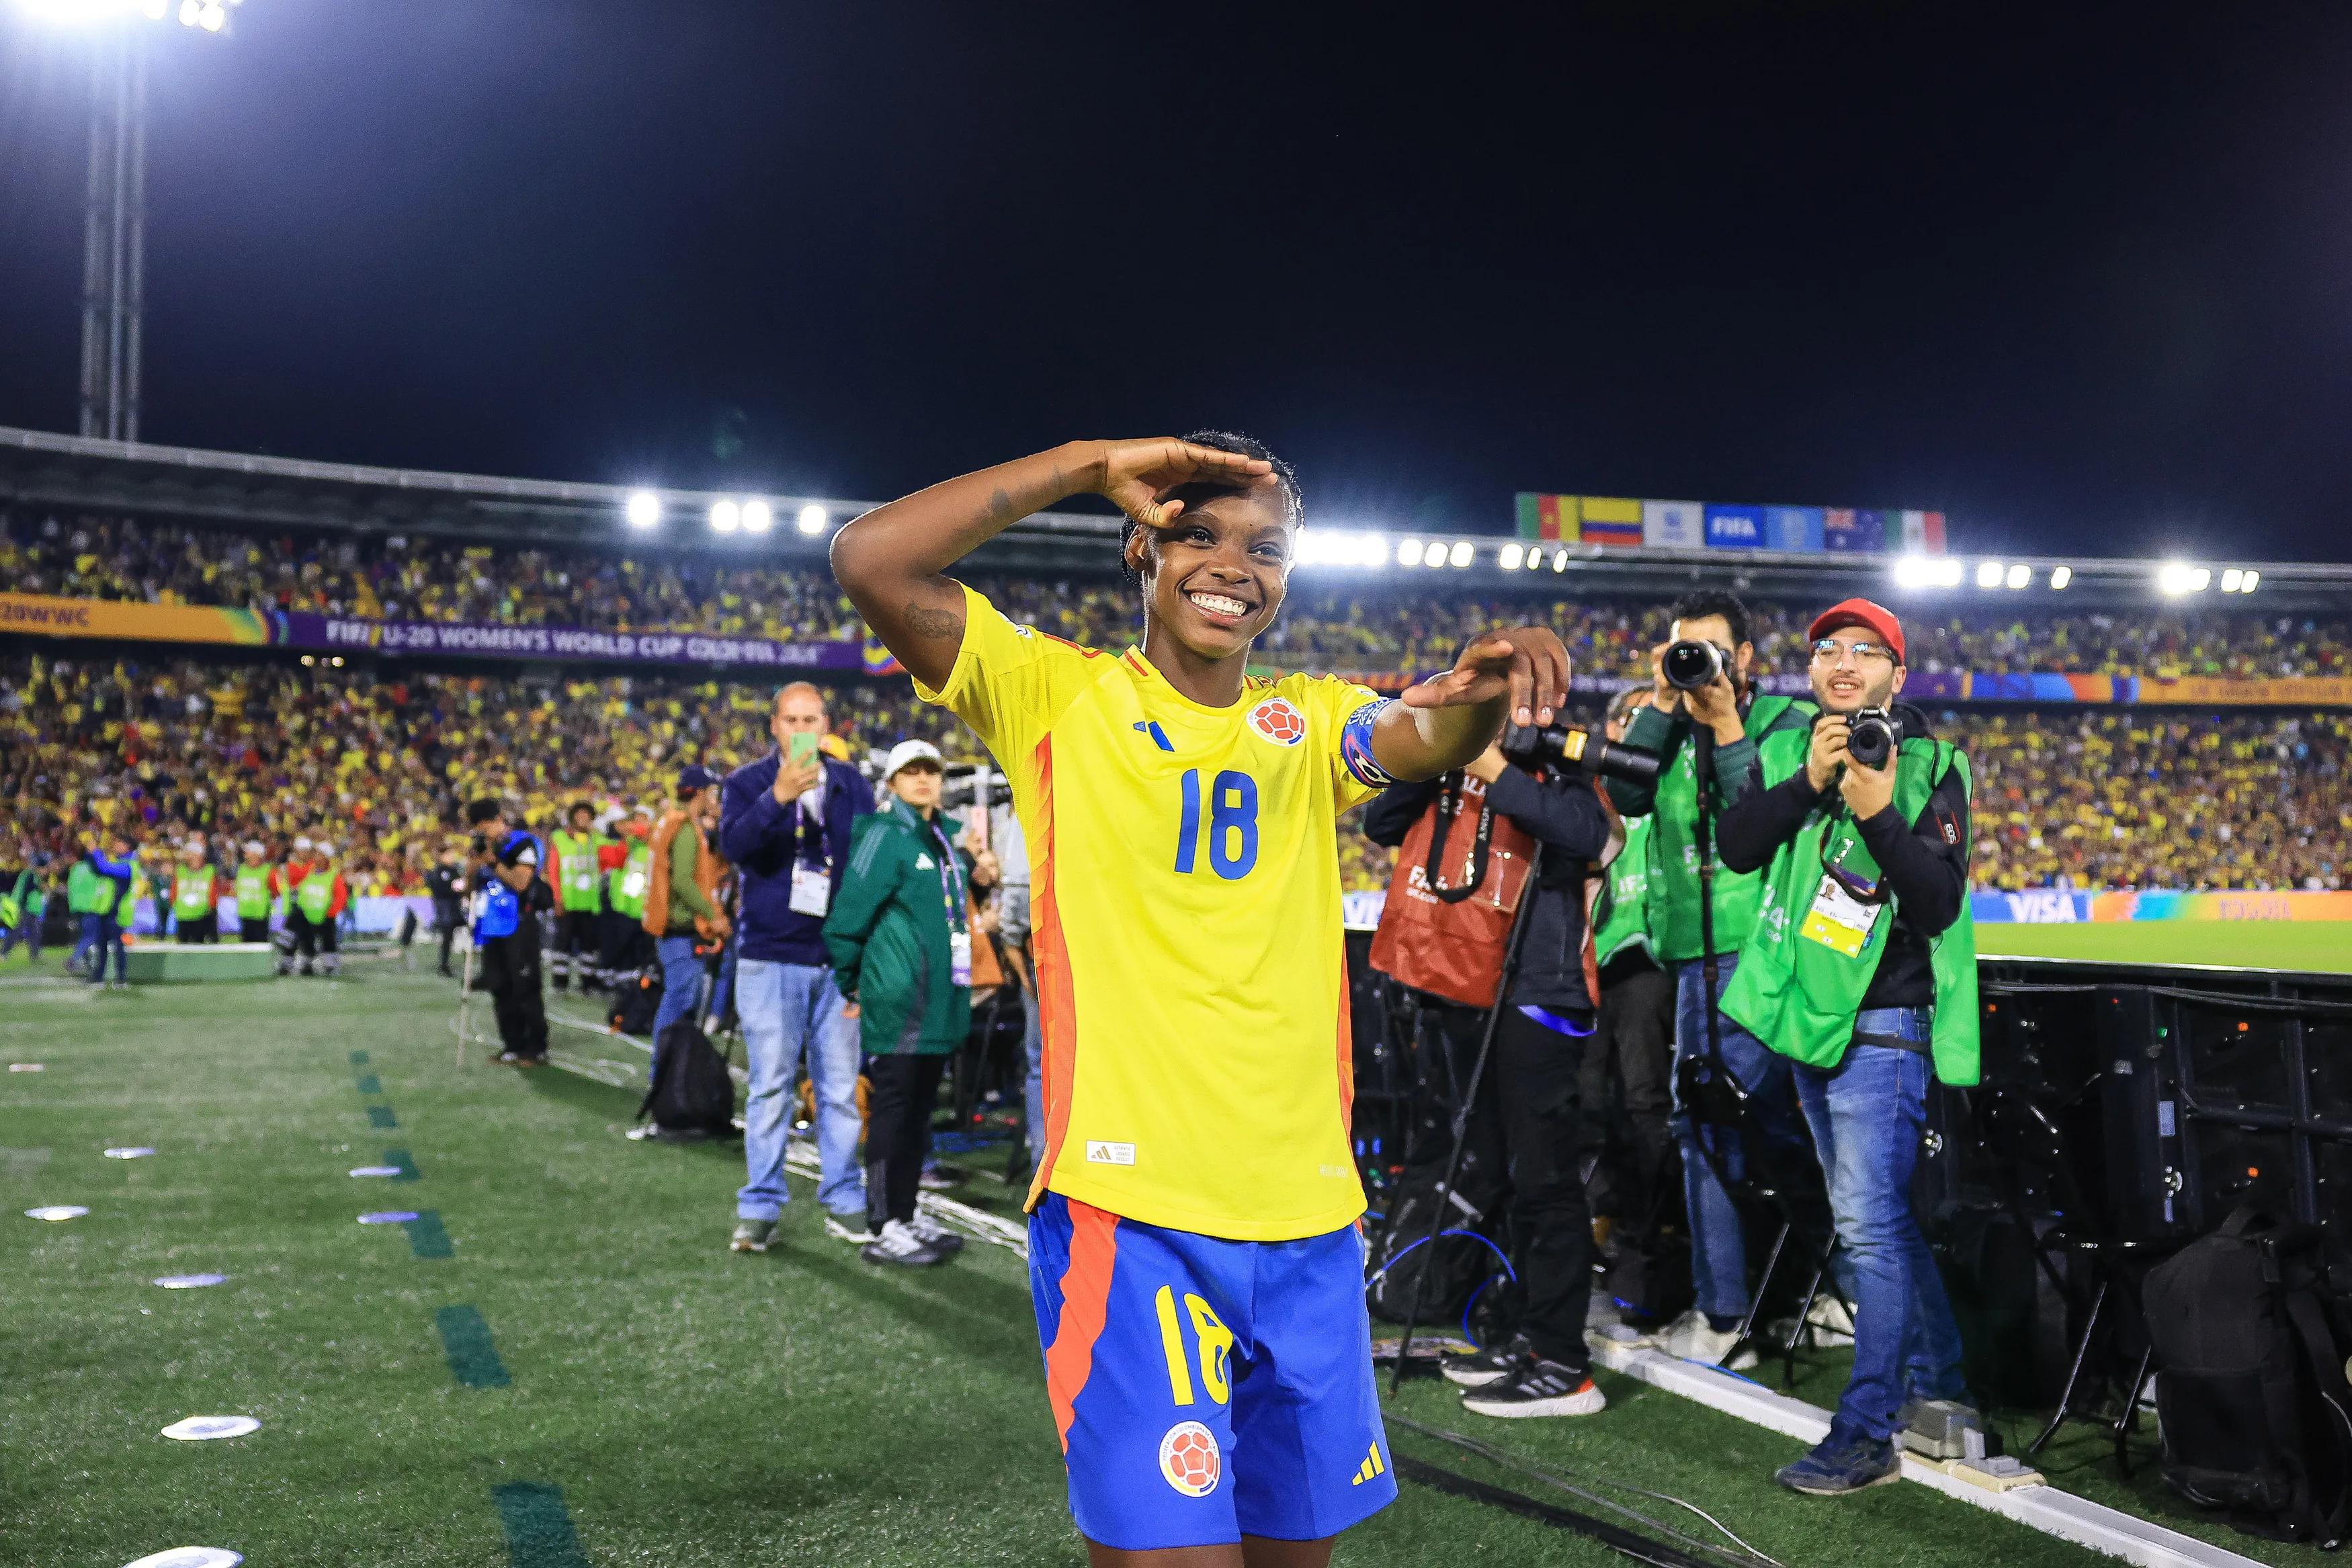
[917,582,1391,1241]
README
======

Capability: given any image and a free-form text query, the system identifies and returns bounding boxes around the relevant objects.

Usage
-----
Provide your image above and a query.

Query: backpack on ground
[636,1020,735,1139]
[1365,1147,1510,1328]
[608,967,661,1037]
[2142,1206,2352,1547]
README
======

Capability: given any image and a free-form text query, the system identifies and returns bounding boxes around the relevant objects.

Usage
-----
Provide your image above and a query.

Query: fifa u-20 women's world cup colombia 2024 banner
[0,592,902,674]
[7,590,2352,704]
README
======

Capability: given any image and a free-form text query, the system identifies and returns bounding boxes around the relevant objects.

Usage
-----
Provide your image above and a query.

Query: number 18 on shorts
[1029,1194,1398,1552]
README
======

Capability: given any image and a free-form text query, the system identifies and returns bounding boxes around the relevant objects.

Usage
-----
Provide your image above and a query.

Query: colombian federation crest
[1246,696,1306,746]
[1159,1420,1222,1496]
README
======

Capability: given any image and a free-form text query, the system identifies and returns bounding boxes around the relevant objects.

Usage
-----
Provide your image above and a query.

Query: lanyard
[921,813,967,934]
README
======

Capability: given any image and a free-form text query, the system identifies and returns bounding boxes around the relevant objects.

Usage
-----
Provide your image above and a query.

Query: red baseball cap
[1808,598,1906,665]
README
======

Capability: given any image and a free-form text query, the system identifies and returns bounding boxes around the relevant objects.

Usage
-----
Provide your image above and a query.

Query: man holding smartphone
[718,683,876,1254]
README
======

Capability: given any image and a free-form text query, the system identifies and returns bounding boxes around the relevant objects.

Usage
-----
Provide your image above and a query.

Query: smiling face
[1124,489,1294,666]
[1809,619,1907,714]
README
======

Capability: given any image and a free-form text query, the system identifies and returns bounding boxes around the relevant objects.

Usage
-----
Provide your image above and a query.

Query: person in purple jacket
[718,682,877,1254]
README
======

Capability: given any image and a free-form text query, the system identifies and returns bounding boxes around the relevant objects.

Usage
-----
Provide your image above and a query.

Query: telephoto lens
[1845,707,1902,769]
[1499,721,1664,786]
[1662,639,1728,692]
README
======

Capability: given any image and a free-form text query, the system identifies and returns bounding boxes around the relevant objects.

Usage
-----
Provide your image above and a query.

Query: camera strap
[1422,774,1494,907]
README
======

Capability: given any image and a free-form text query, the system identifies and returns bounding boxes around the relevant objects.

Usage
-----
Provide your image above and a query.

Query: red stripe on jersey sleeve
[1024,734,1082,1211]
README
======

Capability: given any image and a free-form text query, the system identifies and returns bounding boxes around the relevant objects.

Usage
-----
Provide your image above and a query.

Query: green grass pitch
[0,951,2318,1566]
[1978,920,2352,974]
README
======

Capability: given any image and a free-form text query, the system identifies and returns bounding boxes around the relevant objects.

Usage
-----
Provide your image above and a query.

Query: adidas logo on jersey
[1349,1442,1388,1486]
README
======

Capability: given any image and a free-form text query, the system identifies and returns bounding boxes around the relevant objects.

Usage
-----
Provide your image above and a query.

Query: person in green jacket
[1604,589,1818,1372]
[823,739,973,1268]
[1714,597,1977,1496]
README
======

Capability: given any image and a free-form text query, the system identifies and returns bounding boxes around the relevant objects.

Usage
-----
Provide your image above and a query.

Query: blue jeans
[1668,953,1812,1322]
[735,958,866,1220]
[706,939,739,1029]
[1021,986,1045,1166]
[1794,1010,1970,1444]
[87,916,126,985]
[68,913,101,975]
[650,935,706,1078]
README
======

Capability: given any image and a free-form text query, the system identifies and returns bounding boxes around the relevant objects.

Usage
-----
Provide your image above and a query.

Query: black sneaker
[1460,1356,1607,1419]
[1443,1333,1534,1389]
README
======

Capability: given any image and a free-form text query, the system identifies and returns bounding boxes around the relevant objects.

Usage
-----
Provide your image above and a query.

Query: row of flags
[1515,494,1948,555]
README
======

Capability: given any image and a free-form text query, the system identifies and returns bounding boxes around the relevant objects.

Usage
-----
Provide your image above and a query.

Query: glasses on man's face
[1810,637,1893,667]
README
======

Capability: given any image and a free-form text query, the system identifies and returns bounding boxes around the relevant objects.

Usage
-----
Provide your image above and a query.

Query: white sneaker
[1641,1309,1759,1370]
[908,1212,966,1255]
[1804,1294,1856,1346]
[860,1219,946,1268]
[823,1213,877,1244]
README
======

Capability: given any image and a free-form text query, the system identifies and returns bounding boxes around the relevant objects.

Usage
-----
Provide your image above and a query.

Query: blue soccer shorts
[1029,1192,1397,1551]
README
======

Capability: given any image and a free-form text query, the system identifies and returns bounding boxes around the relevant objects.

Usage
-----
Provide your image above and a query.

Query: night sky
[2,3,2349,562]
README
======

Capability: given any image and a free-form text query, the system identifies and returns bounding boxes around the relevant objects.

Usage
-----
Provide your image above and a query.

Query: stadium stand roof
[6,423,2347,607]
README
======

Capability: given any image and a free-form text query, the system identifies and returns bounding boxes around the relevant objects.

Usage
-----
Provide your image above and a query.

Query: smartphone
[787,732,820,765]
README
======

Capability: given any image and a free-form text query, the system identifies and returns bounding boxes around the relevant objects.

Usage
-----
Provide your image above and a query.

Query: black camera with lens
[1661,639,1731,692]
[1499,720,1663,786]
[1845,707,1904,770]
[468,833,491,857]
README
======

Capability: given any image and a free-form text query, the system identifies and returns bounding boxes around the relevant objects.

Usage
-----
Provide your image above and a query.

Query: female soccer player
[833,435,1569,1567]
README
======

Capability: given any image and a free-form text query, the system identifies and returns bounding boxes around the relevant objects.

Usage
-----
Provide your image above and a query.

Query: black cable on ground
[1393,1455,1724,1568]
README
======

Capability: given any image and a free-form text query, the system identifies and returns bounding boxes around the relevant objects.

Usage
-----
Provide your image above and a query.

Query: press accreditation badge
[790,863,832,918]
[950,930,972,988]
[1798,874,1882,959]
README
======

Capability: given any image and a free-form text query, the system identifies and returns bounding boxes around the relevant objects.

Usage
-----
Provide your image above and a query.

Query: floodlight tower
[17,0,245,441]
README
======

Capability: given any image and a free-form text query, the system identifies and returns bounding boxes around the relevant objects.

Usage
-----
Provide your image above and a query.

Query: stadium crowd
[2,652,2346,904]
[7,511,2352,680]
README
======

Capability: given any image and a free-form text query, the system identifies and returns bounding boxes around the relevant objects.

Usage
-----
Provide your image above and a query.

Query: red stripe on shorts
[1044,1198,1120,1454]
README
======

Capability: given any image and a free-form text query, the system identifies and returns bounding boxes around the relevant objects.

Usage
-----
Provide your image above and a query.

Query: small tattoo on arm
[984,487,1017,525]
[905,601,964,640]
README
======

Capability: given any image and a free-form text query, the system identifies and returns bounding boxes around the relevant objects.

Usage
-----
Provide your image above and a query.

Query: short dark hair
[1121,429,1304,576]
[1667,589,1752,650]
[567,800,592,820]
[465,799,503,827]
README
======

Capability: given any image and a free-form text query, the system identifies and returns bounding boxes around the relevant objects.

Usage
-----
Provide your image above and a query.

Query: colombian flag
[861,637,905,677]
[1579,496,1644,549]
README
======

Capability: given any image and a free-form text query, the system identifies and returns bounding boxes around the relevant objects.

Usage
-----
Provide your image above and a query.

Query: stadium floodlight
[1499,543,1524,570]
[1396,538,1424,567]
[2221,568,2244,593]
[708,499,741,534]
[741,498,773,533]
[623,490,661,530]
[1296,527,1388,568]
[796,504,827,536]
[2050,565,2072,589]
[1524,548,1542,570]
[1448,541,1474,568]
[1552,548,1569,572]
[2240,569,2259,593]
[1976,560,2004,589]
[2006,563,2031,589]
[2157,562,2210,595]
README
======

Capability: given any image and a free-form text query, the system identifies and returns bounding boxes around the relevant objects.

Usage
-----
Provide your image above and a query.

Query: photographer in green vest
[548,801,610,994]
[600,805,656,981]
[233,840,276,943]
[1582,688,1680,1315]
[1605,591,1818,1370]
[171,836,220,944]
[1714,597,1976,1496]
[65,851,105,977]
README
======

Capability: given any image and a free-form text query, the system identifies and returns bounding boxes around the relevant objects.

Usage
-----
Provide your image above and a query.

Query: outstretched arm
[830,439,1276,690]
[1367,629,1571,783]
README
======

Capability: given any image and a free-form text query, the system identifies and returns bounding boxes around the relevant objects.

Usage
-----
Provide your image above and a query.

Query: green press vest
[67,860,100,915]
[172,867,216,921]
[1719,731,1980,1086]
[1641,695,1812,962]
[608,840,652,920]
[552,830,605,913]
[1593,814,1654,967]
[295,869,336,924]
[234,863,273,919]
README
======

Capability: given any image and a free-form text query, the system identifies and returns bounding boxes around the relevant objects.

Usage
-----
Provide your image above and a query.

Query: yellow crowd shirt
[918,583,1390,1241]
